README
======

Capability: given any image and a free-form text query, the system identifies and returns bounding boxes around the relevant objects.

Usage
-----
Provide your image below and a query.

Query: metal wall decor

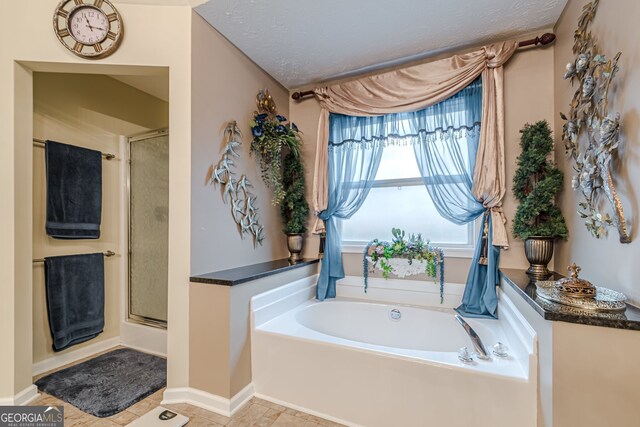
[210,121,265,246]
[560,0,631,242]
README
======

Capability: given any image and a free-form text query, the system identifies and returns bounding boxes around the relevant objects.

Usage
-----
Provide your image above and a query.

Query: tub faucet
[455,315,490,360]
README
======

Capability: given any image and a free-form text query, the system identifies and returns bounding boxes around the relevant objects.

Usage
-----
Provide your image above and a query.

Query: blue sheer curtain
[318,78,500,317]
[316,120,383,300]
[456,212,500,318]
[412,78,484,224]
[410,77,500,318]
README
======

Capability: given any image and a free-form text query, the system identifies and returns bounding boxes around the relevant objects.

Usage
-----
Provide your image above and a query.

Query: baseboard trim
[32,337,120,376]
[162,384,254,418]
[229,383,254,415]
[0,385,39,406]
[253,392,358,427]
[120,321,167,357]
[120,342,166,359]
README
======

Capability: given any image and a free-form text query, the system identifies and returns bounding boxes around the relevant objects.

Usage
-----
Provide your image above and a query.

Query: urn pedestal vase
[524,236,554,279]
[287,233,304,263]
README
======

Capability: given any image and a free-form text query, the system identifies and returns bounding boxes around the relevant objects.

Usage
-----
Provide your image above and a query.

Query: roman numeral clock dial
[53,0,123,59]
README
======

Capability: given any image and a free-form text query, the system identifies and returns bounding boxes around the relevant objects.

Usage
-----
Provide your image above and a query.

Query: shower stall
[127,129,169,329]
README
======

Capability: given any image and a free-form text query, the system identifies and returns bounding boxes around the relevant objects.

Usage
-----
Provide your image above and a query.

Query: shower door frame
[126,128,169,329]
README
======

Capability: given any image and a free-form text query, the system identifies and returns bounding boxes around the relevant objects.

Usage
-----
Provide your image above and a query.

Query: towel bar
[33,139,116,160]
[32,250,116,263]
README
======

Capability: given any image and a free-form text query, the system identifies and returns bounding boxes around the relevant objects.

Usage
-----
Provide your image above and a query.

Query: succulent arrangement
[250,89,302,206]
[512,121,568,240]
[560,0,630,242]
[210,121,264,246]
[363,228,445,302]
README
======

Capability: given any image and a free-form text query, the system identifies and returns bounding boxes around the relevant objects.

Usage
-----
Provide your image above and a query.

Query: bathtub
[251,275,537,427]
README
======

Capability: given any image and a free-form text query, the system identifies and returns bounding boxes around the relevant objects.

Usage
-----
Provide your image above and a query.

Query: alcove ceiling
[194,0,568,89]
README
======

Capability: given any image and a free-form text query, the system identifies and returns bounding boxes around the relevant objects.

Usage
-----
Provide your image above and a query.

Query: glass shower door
[128,130,169,328]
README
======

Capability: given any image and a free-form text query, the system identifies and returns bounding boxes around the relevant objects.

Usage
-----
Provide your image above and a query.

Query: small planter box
[365,256,431,278]
[363,229,445,302]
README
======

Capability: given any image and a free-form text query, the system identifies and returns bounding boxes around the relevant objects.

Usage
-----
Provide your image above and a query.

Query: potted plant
[249,90,302,206]
[364,228,445,302]
[512,120,568,278]
[280,152,309,262]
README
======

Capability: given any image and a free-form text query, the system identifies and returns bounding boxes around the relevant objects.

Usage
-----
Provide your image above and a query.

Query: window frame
[339,175,479,258]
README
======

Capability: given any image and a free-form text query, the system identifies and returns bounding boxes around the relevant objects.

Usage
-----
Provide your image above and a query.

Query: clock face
[53,0,123,59]
[68,6,109,45]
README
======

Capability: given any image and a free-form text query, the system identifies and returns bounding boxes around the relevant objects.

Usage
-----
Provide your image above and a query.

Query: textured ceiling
[112,0,207,6]
[195,0,567,89]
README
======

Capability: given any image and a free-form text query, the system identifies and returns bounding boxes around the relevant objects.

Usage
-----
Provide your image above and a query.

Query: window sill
[341,244,475,259]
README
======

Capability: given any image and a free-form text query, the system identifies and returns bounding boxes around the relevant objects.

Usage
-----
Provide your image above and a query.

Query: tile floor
[31,348,344,427]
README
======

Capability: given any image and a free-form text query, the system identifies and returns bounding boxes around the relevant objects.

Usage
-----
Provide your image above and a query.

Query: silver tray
[536,281,627,312]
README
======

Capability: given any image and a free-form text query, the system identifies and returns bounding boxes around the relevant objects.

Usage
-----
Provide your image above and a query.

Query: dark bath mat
[35,348,166,417]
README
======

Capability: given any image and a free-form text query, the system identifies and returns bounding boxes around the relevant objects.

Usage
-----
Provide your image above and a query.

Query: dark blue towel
[44,253,105,352]
[45,140,102,239]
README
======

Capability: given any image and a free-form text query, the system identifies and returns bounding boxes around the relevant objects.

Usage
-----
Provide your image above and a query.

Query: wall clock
[53,0,123,59]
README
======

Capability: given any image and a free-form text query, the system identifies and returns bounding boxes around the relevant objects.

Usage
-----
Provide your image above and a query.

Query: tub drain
[389,308,401,321]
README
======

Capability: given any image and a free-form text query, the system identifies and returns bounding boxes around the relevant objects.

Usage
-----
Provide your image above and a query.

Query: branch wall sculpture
[560,0,631,243]
[210,121,265,246]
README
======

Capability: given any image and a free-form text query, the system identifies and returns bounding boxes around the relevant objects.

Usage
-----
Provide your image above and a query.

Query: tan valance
[311,41,517,248]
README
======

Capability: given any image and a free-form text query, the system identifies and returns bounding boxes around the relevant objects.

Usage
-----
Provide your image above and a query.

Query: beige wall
[289,31,555,285]
[190,12,290,276]
[552,321,640,427]
[189,283,231,397]
[31,73,168,364]
[189,263,318,399]
[189,10,311,399]
[0,0,192,399]
[553,0,640,305]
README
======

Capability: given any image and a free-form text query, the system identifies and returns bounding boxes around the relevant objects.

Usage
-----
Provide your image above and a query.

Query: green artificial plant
[249,90,302,206]
[280,152,309,234]
[512,120,569,240]
[363,228,445,302]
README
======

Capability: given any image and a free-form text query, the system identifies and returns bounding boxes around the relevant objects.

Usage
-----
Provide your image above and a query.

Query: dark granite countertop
[190,258,320,286]
[501,268,640,331]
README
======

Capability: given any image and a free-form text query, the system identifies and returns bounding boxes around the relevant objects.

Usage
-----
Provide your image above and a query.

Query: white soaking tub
[251,276,537,427]
[296,300,498,353]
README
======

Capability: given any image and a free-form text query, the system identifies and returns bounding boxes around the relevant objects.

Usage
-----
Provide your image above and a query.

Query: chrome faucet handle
[492,342,509,358]
[458,346,474,364]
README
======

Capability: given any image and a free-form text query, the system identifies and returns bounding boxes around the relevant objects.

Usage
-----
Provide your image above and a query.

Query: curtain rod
[33,138,116,160]
[291,32,556,101]
[33,250,116,263]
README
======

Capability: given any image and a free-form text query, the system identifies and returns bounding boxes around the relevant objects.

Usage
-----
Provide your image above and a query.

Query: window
[332,78,482,256]
[341,142,476,255]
